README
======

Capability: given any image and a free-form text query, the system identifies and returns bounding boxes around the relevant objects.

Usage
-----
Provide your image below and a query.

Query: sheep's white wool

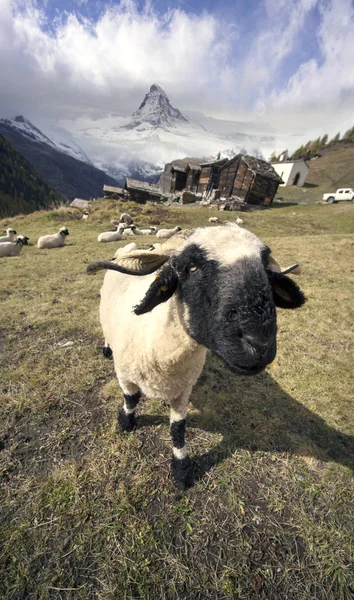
[172,446,188,460]
[185,223,265,267]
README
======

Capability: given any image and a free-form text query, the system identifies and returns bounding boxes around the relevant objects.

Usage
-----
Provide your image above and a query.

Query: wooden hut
[198,158,228,195]
[218,155,283,206]
[158,158,203,193]
[103,185,125,199]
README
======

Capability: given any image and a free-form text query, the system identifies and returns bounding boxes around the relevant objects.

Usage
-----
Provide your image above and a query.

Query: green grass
[0,201,353,599]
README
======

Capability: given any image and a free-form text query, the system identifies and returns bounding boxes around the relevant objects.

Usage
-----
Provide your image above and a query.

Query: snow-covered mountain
[0,116,92,164]
[74,84,275,169]
[0,116,122,200]
[125,83,203,131]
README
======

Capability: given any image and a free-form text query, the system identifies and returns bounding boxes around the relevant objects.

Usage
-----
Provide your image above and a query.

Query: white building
[271,159,309,187]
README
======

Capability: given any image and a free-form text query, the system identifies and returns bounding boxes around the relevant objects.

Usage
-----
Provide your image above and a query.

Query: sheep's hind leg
[118,381,141,432]
[170,387,193,490]
[102,339,112,358]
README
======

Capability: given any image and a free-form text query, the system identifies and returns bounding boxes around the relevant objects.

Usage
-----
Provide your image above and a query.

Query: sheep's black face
[174,244,277,375]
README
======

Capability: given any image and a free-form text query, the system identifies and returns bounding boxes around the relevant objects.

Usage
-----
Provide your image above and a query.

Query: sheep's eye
[188,264,198,273]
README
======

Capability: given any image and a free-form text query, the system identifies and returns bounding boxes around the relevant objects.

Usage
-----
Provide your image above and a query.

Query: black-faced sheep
[98,224,125,243]
[209,217,219,223]
[156,226,182,239]
[17,235,29,245]
[37,227,69,249]
[87,224,305,489]
[0,228,17,244]
[0,237,26,257]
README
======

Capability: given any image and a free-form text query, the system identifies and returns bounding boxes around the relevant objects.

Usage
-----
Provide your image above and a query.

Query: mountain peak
[131,84,189,130]
[149,83,167,95]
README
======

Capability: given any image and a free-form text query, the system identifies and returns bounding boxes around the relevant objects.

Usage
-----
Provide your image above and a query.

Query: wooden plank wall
[199,166,212,193]
[219,156,240,196]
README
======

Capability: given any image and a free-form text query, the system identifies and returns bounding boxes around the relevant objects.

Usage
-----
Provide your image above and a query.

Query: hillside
[276,143,354,205]
[0,134,63,218]
[0,120,121,201]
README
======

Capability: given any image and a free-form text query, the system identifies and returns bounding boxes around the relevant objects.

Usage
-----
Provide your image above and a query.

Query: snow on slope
[0,116,92,164]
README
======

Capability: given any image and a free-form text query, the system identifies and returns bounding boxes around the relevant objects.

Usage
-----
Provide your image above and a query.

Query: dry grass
[0,201,353,599]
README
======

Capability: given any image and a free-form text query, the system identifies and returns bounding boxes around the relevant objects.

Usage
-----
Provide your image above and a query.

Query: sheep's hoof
[171,456,193,490]
[118,409,136,432]
[102,346,113,358]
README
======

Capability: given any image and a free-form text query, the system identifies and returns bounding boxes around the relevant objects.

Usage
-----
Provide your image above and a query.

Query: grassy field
[274,143,354,205]
[0,200,353,599]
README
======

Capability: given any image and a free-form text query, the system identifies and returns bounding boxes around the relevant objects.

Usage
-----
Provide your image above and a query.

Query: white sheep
[156,226,182,239]
[82,211,89,220]
[236,216,244,225]
[0,237,26,257]
[0,228,17,244]
[37,227,69,249]
[87,224,305,489]
[209,217,219,223]
[132,226,157,236]
[98,224,125,243]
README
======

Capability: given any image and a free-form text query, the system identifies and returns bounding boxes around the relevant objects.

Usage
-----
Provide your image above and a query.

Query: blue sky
[0,0,353,154]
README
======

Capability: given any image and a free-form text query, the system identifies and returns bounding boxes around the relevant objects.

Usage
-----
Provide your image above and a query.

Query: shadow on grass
[138,355,354,481]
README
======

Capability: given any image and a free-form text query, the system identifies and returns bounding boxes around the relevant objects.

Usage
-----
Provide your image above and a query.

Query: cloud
[0,0,238,118]
[261,0,354,139]
[0,0,353,159]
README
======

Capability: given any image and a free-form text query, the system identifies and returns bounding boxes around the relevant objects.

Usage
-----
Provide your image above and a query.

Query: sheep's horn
[86,257,168,276]
[268,255,301,276]
[281,263,301,275]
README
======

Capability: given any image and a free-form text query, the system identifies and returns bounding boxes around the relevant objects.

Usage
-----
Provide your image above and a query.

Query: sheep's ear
[270,272,306,309]
[134,266,178,315]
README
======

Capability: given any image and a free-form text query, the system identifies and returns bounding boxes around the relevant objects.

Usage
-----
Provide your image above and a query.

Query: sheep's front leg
[118,381,141,432]
[170,387,193,490]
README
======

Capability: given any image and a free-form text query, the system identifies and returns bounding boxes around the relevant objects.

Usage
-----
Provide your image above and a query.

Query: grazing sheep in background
[82,211,89,220]
[209,217,219,223]
[123,225,138,236]
[119,213,134,226]
[0,228,17,244]
[0,237,26,257]
[98,224,125,243]
[87,224,305,489]
[132,226,157,236]
[37,227,69,249]
[156,226,182,239]
[17,235,29,245]
[236,217,244,225]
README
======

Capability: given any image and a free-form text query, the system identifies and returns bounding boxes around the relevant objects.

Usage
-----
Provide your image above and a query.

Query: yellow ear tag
[160,285,169,292]
[189,265,198,272]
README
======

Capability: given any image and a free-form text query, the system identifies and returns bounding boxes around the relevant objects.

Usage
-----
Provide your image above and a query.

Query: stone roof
[125,178,162,196]
[70,198,91,208]
[103,184,124,194]
[221,154,283,182]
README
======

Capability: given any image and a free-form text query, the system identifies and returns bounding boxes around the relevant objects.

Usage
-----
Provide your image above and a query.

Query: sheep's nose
[241,333,272,359]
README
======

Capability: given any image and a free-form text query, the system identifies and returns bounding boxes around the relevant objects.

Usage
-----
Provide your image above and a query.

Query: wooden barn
[103,185,125,199]
[218,155,283,206]
[159,158,203,193]
[198,157,228,195]
[125,178,162,203]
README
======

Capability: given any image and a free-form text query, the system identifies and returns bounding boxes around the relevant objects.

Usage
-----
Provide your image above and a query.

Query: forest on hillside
[0,134,63,218]
[270,125,354,162]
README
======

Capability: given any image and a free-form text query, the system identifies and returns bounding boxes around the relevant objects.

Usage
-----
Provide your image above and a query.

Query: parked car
[322,188,354,203]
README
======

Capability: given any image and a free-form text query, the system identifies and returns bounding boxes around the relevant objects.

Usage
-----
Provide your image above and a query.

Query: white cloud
[0,0,353,160]
[262,0,354,141]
